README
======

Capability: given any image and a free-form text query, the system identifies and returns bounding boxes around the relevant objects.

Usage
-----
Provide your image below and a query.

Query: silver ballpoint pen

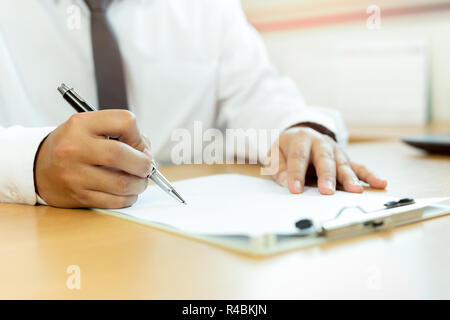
[57,83,187,205]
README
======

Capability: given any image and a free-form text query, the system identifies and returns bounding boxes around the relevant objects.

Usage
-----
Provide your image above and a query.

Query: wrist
[285,122,337,142]
[33,134,50,202]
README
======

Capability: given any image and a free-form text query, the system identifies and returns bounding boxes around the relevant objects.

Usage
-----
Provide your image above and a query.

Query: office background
[1,0,450,300]
[242,0,450,127]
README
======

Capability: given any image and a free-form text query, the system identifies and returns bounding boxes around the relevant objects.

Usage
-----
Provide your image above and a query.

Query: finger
[335,149,363,193]
[142,134,151,149]
[71,110,148,152]
[142,134,152,159]
[77,190,138,209]
[312,140,336,195]
[80,165,148,196]
[350,163,387,189]
[286,133,312,194]
[85,138,152,178]
[268,143,288,187]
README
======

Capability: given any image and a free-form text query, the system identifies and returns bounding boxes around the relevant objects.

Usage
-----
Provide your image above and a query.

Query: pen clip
[71,90,87,104]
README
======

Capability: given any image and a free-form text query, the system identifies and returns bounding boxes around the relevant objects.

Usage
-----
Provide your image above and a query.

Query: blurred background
[242,0,450,141]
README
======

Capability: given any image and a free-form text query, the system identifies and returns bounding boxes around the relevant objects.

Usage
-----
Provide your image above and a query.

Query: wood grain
[0,141,449,299]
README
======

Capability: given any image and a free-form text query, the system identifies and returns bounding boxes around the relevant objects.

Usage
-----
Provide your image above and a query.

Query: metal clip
[295,198,421,238]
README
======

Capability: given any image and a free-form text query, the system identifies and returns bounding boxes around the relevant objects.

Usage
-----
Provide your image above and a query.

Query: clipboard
[96,188,450,256]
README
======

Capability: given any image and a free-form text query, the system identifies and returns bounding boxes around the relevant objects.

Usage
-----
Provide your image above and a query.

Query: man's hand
[269,127,387,195]
[34,110,153,208]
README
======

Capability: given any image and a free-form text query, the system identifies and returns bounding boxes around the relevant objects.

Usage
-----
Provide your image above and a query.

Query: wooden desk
[1,141,449,299]
[348,122,450,143]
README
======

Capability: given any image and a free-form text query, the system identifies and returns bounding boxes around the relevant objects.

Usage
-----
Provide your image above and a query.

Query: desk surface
[1,141,449,299]
[348,122,450,142]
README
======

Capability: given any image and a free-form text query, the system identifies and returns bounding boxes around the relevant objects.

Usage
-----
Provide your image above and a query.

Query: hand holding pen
[33,84,185,208]
[57,84,186,204]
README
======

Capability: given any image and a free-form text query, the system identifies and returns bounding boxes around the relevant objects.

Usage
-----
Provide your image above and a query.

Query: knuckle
[336,154,350,168]
[289,150,308,162]
[66,113,86,129]
[355,164,371,180]
[116,174,132,194]
[289,173,305,183]
[113,196,136,209]
[336,155,349,167]
[72,190,90,205]
[318,166,334,176]
[337,162,350,172]
[364,171,375,180]
[314,142,335,159]
[316,150,334,162]
[104,145,123,167]
[59,170,76,186]
[322,141,335,152]
[355,164,367,172]
[337,165,352,179]
[53,142,78,161]
[118,110,137,130]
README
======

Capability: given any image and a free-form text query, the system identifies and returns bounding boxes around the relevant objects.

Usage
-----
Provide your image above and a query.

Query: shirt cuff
[36,194,48,205]
[254,106,348,161]
[283,122,337,142]
[275,107,345,144]
[0,126,54,205]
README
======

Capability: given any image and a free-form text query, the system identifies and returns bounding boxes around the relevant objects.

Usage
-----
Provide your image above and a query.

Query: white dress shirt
[0,0,347,205]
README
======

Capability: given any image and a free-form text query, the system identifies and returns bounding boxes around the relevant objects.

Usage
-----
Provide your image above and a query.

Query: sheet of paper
[110,174,430,236]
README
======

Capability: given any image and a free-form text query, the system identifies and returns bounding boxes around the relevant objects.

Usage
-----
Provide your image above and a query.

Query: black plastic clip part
[294,198,416,235]
[383,198,415,209]
[295,218,313,230]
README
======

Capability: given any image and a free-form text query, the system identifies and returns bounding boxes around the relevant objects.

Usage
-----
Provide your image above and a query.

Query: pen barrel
[57,83,185,204]
[148,168,172,192]
[62,90,95,113]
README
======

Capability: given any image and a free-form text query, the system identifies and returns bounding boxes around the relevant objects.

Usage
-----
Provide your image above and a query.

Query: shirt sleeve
[0,126,54,205]
[216,0,348,154]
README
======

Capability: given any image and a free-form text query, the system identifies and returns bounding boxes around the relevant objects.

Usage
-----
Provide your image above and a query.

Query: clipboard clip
[295,198,421,238]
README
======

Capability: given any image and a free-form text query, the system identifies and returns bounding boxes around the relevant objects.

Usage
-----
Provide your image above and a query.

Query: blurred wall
[242,0,450,125]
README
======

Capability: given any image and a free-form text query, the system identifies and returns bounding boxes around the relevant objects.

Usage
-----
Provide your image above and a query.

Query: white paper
[109,174,439,236]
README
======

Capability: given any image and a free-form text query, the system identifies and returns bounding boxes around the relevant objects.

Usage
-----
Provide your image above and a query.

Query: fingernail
[277,171,288,187]
[143,147,152,159]
[377,178,388,188]
[293,180,302,193]
[325,180,335,191]
[350,178,363,192]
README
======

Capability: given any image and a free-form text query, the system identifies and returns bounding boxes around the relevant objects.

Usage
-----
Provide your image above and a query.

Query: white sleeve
[216,0,348,148]
[0,126,54,205]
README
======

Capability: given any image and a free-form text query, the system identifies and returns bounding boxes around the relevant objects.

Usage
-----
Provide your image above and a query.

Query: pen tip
[171,189,187,205]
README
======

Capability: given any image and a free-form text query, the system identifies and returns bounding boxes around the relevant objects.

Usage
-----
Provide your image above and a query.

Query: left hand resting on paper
[268,126,387,195]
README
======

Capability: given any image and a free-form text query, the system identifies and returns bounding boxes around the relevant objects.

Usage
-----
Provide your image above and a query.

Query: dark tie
[84,0,128,109]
